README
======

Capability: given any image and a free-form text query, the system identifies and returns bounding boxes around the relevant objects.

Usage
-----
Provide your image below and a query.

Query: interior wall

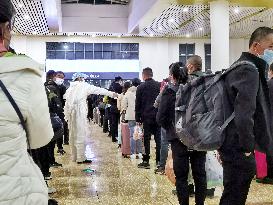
[11,35,249,81]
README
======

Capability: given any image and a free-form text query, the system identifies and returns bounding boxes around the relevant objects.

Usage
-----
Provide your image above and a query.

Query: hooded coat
[0,53,53,205]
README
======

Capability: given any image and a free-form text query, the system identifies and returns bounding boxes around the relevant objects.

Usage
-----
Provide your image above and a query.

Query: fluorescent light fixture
[32,31,37,35]
[234,7,240,14]
[186,34,191,38]
[24,14,30,20]
[92,34,96,38]
[199,27,203,31]
[150,33,154,37]
[183,7,189,12]
[169,18,175,23]
[18,3,24,8]
[159,27,163,31]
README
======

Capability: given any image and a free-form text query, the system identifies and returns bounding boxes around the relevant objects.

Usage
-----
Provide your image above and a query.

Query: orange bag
[165,150,176,185]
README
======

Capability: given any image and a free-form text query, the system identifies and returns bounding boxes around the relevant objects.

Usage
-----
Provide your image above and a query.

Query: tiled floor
[49,123,273,205]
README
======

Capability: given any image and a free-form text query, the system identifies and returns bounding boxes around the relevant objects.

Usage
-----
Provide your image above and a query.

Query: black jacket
[44,80,64,114]
[156,84,179,141]
[109,82,122,94]
[221,52,273,155]
[135,78,160,123]
[268,78,273,114]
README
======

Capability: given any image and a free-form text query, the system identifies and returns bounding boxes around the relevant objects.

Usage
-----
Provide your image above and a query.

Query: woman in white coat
[0,1,54,204]
[64,73,117,164]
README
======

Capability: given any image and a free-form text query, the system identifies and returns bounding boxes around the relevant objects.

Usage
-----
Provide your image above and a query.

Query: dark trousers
[103,115,109,133]
[48,140,56,165]
[219,150,256,205]
[171,139,207,205]
[267,155,273,178]
[63,120,69,144]
[31,144,50,177]
[110,112,119,142]
[142,121,161,163]
[56,112,65,149]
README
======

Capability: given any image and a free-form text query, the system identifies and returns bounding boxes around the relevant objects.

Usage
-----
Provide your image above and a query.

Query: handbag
[0,80,32,155]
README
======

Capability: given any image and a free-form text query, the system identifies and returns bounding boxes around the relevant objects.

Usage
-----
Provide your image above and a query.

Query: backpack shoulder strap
[222,61,257,77]
[0,80,32,153]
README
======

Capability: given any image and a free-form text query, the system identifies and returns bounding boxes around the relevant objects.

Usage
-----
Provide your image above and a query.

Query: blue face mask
[260,49,273,65]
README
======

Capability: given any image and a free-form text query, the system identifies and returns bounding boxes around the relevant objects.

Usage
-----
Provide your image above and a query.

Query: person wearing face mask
[55,71,70,145]
[0,0,54,204]
[219,27,273,205]
[64,72,118,164]
[44,70,67,156]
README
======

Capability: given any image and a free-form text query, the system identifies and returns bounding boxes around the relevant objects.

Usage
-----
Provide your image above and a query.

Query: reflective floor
[49,123,273,205]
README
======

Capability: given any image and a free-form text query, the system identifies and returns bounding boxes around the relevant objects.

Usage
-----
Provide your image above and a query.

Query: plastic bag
[133,125,143,140]
[206,151,223,188]
[165,150,176,185]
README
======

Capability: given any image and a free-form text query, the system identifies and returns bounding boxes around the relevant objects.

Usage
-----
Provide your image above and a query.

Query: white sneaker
[48,187,56,194]
[138,153,143,159]
[130,154,136,159]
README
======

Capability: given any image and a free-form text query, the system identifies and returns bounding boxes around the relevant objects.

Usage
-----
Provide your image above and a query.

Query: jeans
[143,121,161,163]
[128,120,142,155]
[159,128,169,168]
[171,139,207,205]
[219,150,256,205]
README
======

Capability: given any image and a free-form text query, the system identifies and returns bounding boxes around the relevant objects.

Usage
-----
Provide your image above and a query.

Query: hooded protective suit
[64,80,114,162]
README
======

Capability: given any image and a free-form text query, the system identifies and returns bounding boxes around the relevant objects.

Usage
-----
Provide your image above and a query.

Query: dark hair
[187,55,202,71]
[132,78,141,87]
[123,81,131,94]
[56,71,65,77]
[142,67,153,78]
[249,27,273,48]
[46,70,56,80]
[0,0,15,24]
[170,62,188,85]
[115,76,122,82]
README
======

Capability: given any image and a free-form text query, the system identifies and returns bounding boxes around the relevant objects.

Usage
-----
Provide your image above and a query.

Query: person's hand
[113,93,118,98]
[245,152,252,157]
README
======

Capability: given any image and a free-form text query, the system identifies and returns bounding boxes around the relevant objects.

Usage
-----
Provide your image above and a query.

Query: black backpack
[175,61,256,151]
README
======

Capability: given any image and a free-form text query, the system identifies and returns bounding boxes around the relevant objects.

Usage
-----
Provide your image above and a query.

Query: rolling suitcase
[255,150,268,179]
[121,122,131,157]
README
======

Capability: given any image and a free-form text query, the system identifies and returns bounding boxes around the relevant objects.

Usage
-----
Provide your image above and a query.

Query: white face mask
[54,78,64,85]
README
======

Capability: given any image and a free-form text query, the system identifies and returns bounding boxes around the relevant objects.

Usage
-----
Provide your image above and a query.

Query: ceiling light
[169,18,175,23]
[64,44,68,49]
[159,27,163,31]
[18,3,24,8]
[92,34,96,38]
[24,14,30,20]
[183,7,189,12]
[186,34,191,38]
[234,7,240,14]
[32,31,37,35]
[118,34,122,38]
[150,33,154,37]
[199,27,203,31]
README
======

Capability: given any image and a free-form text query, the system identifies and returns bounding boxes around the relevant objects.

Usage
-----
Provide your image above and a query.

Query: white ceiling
[10,0,273,38]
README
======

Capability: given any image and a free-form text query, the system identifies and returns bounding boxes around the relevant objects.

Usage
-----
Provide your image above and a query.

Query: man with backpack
[173,57,207,205]
[219,27,273,205]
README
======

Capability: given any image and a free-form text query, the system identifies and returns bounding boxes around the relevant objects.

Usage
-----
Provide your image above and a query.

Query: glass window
[55,51,65,59]
[103,43,112,52]
[75,51,84,59]
[94,43,103,51]
[66,51,75,60]
[85,51,93,59]
[112,51,121,59]
[75,43,84,51]
[94,51,103,59]
[103,51,112,59]
[130,43,139,51]
[112,43,120,52]
[121,43,130,51]
[130,52,139,59]
[85,43,93,51]
[46,42,57,50]
[46,51,56,59]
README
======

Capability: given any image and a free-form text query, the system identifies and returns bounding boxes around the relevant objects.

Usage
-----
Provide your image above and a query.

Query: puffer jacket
[122,86,137,121]
[0,52,53,205]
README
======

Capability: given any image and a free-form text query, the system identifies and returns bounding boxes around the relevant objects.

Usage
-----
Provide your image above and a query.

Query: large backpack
[175,61,256,151]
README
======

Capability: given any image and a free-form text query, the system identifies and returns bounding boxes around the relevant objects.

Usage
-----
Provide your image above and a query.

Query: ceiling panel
[11,0,49,35]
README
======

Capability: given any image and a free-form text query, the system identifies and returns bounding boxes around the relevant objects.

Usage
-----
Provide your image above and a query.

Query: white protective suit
[0,53,53,205]
[64,81,114,162]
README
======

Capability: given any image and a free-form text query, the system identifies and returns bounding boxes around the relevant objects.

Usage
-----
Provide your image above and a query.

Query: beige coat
[0,54,53,205]
[121,86,137,121]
